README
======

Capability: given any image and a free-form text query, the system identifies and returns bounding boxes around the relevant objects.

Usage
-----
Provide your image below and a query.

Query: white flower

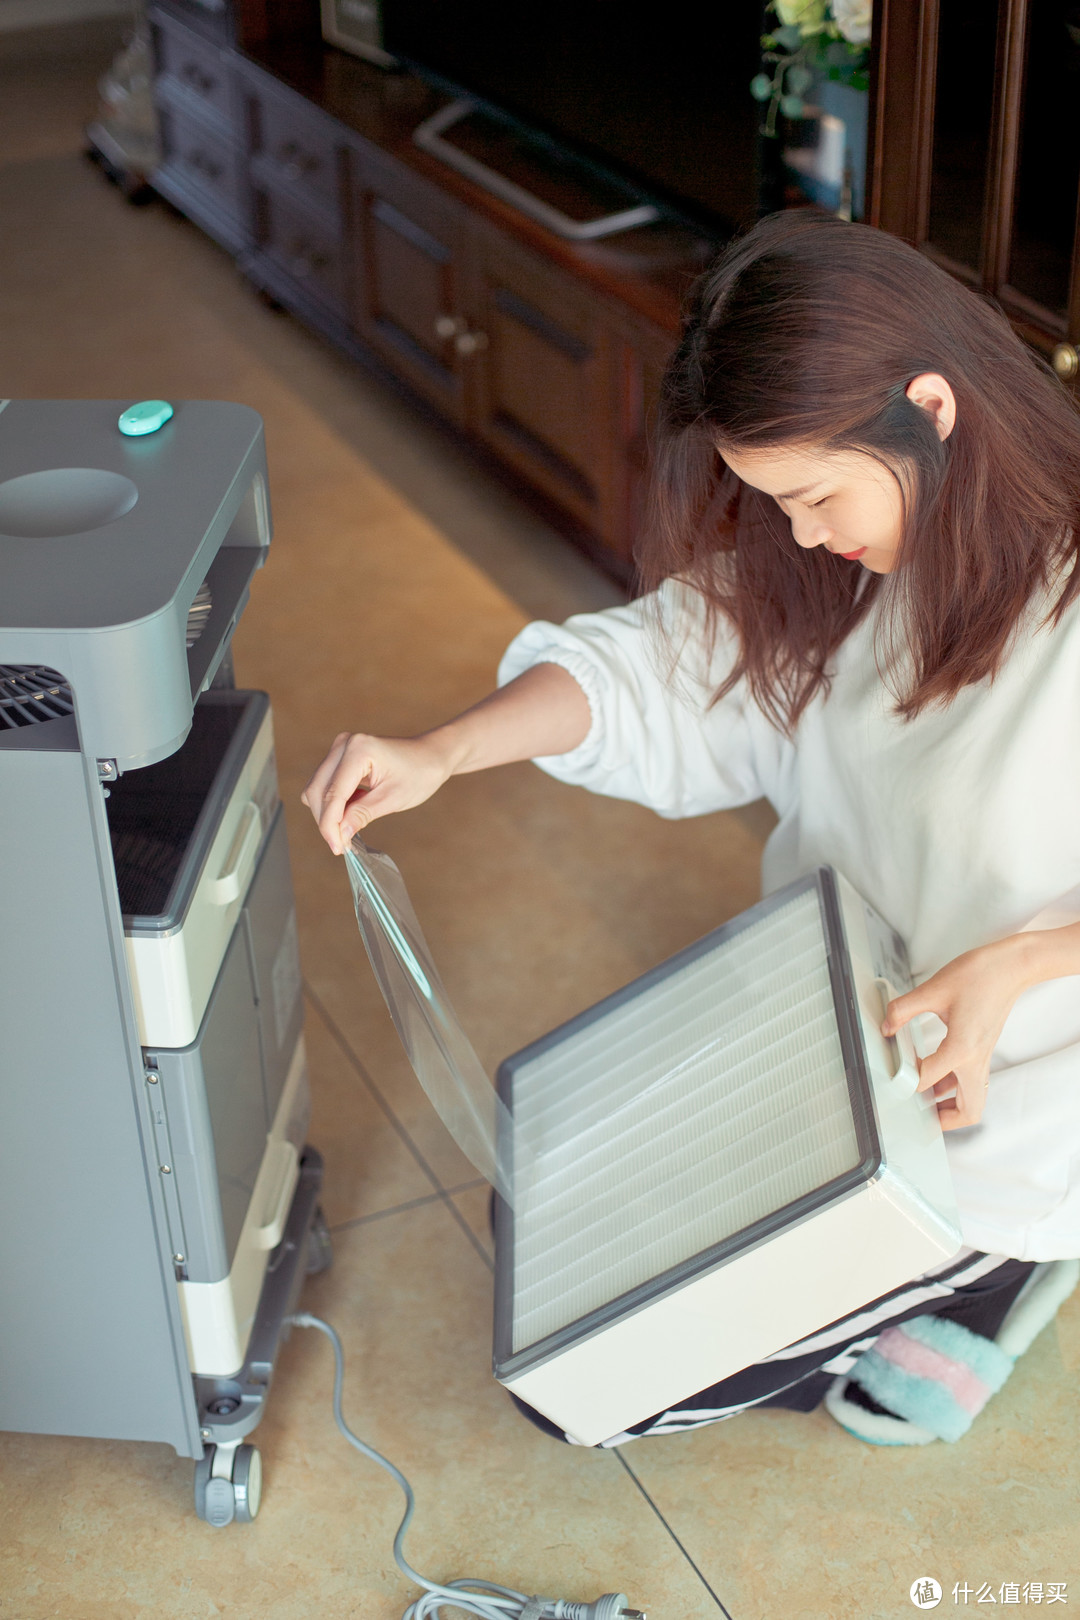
[831,0,872,44]
[775,0,828,33]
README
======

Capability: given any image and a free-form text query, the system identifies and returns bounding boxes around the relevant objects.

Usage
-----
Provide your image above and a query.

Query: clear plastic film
[344,835,531,1209]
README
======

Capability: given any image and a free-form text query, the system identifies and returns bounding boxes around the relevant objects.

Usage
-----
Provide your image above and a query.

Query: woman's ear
[906,373,957,440]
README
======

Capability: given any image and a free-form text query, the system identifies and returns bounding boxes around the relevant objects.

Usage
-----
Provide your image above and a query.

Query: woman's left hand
[881,938,1034,1131]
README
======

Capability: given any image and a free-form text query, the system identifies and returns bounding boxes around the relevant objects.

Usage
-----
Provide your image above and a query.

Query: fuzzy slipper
[825,1258,1079,1446]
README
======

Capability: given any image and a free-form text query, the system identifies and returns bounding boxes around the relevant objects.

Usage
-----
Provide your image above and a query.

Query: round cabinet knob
[1051,343,1079,381]
[454,329,489,356]
[434,314,467,339]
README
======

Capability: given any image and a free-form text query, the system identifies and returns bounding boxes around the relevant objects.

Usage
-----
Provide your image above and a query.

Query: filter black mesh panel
[106,701,244,920]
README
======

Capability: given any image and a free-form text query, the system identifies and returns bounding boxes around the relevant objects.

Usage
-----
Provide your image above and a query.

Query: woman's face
[720,443,906,574]
[719,373,956,576]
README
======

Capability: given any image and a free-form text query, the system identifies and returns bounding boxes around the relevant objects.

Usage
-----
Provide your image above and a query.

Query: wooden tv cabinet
[146,0,719,578]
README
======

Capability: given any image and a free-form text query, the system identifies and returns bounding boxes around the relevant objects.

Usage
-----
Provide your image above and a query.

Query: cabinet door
[468,229,618,545]
[349,151,472,424]
[872,0,1080,372]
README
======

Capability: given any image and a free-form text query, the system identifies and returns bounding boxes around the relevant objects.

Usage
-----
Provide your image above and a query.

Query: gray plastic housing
[0,398,270,769]
[144,805,304,1283]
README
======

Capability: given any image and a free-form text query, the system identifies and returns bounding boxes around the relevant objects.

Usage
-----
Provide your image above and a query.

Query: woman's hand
[881,935,1053,1130]
[301,731,456,855]
[301,665,593,855]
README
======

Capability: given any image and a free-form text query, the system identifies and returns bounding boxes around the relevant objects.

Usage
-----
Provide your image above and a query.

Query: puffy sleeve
[497,580,776,819]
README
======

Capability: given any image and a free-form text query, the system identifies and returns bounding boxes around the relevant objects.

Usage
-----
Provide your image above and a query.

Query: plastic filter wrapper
[344,835,532,1209]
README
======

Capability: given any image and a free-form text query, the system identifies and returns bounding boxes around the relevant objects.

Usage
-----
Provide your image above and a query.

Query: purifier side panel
[0,752,201,1455]
[178,1033,311,1376]
[151,921,270,1283]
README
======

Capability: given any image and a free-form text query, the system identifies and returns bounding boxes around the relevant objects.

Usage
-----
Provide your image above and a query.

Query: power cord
[288,1313,646,1620]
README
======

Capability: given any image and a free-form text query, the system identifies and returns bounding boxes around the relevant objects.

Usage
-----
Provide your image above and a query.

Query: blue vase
[782,76,869,220]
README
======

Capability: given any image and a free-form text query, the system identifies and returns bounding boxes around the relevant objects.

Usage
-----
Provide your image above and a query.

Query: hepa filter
[342,843,961,1449]
[493,868,961,1446]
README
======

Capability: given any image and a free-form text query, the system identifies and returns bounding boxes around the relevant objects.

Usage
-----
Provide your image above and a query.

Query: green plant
[751,0,871,139]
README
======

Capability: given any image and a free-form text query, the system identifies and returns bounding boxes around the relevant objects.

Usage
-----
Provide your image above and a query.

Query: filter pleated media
[508,889,861,1351]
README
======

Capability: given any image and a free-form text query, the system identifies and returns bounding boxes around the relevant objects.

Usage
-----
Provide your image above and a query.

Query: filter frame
[492,866,890,1383]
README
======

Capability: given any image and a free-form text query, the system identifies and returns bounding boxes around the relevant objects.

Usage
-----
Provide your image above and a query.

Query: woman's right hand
[301,731,456,855]
[302,665,592,856]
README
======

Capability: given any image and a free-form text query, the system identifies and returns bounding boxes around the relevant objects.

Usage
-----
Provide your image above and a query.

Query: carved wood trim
[867,0,939,242]
[983,0,1029,295]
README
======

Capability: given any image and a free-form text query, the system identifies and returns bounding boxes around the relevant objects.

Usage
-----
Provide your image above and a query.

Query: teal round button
[118,400,174,437]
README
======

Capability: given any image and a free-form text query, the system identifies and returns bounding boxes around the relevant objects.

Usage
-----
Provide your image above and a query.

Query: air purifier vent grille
[0,665,75,729]
[186,579,212,649]
[509,887,861,1351]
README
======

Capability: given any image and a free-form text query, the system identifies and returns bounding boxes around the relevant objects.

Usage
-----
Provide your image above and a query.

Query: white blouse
[498,580,1080,1263]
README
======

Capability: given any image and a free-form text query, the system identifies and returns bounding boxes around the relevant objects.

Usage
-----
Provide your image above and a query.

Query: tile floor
[1,24,1078,1620]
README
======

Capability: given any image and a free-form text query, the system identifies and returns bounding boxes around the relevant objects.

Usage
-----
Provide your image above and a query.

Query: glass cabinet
[870,0,1080,381]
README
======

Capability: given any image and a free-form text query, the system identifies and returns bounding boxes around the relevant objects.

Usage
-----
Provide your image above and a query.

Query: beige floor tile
[621,1286,1080,1620]
[0,19,123,163]
[450,1182,497,1266]
[302,995,438,1227]
[0,1201,717,1619]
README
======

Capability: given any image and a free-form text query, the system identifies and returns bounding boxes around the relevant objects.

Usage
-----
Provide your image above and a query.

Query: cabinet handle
[434,313,467,339]
[1052,343,1079,381]
[180,61,216,96]
[189,149,223,181]
[454,329,489,356]
[287,240,329,278]
[277,140,321,179]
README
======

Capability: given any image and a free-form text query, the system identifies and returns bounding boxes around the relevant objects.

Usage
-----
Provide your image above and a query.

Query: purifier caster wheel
[231,1445,263,1522]
[194,1443,263,1526]
[306,1204,332,1275]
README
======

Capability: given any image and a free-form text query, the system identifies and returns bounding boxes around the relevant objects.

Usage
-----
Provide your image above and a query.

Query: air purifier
[492,866,962,1445]
[0,399,324,1525]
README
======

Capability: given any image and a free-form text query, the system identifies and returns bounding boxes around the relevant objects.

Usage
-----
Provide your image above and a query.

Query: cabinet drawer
[158,102,241,220]
[246,77,343,214]
[255,184,347,314]
[154,12,233,125]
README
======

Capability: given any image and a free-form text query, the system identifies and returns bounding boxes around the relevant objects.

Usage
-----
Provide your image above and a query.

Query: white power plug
[556,1596,646,1620]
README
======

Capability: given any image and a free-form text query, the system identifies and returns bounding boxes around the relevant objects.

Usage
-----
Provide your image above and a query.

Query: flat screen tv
[379,1,765,237]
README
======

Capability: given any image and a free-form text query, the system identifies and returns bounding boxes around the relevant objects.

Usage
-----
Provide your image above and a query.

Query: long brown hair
[642,211,1080,729]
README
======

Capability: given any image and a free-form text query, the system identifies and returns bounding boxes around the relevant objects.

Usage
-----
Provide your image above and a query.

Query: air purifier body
[494,867,961,1446]
[0,401,320,1488]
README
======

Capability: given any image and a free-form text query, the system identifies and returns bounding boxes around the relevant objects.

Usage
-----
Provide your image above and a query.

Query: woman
[303,213,1080,1444]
